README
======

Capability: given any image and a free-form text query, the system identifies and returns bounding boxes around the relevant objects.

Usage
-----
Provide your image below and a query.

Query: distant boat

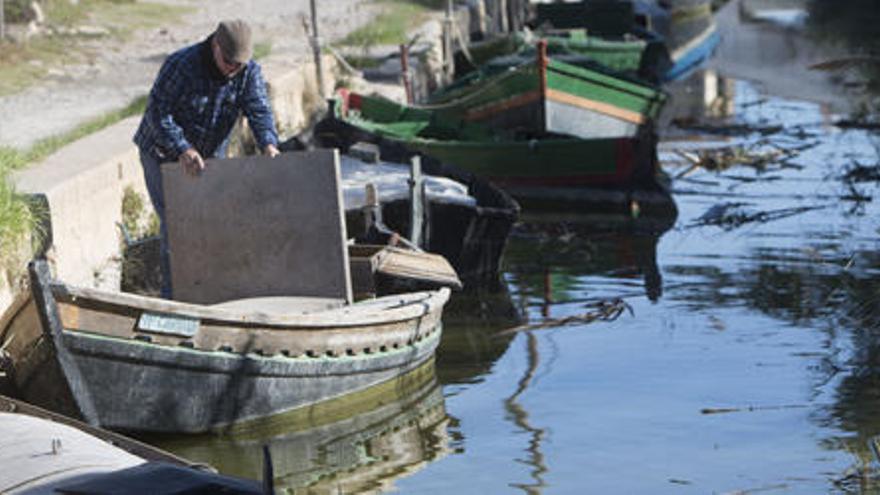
[427,41,667,140]
[638,0,721,80]
[0,260,449,433]
[453,30,672,83]
[532,0,721,81]
[324,90,661,200]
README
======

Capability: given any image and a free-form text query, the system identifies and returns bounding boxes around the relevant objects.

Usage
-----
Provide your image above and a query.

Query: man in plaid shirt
[134,19,279,298]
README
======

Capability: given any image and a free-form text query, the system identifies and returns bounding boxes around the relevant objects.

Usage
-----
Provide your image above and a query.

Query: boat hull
[432,57,666,140]
[62,329,441,433]
[319,93,660,198]
[6,261,449,433]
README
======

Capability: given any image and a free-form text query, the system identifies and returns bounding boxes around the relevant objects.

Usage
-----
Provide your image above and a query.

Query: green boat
[427,42,667,141]
[325,90,659,193]
[454,30,671,83]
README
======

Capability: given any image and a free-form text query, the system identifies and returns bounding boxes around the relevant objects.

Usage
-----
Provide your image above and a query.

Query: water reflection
[504,222,666,305]
[149,361,449,493]
[504,332,548,495]
[437,280,523,385]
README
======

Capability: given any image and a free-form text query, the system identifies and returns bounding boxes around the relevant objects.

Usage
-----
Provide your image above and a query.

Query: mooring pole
[409,155,425,248]
[400,43,413,104]
[444,0,454,79]
[309,0,325,100]
[1,0,6,43]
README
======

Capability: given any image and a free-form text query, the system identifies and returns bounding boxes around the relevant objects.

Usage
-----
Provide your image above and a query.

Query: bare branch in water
[494,299,632,337]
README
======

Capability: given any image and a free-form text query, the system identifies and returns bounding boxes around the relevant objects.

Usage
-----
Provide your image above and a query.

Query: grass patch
[253,42,272,61]
[337,0,444,51]
[26,94,147,164]
[0,167,34,270]
[0,94,148,268]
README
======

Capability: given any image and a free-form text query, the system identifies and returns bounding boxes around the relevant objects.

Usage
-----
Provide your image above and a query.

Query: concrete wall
[13,117,146,291]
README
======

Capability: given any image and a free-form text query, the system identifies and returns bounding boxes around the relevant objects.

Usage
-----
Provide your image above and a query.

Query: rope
[324,45,364,78]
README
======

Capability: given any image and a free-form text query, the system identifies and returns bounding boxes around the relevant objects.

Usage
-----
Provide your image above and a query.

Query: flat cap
[215,19,253,64]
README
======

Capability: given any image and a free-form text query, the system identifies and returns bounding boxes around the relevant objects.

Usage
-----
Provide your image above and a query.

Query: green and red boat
[428,42,666,141]
[321,89,660,195]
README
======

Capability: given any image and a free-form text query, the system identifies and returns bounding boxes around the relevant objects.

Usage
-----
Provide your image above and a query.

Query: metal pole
[309,0,325,100]
[1,0,6,43]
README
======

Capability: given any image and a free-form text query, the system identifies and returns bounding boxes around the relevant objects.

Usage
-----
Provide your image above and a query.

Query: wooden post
[444,0,454,79]
[400,43,413,104]
[409,156,425,248]
[537,40,548,127]
[309,0,325,100]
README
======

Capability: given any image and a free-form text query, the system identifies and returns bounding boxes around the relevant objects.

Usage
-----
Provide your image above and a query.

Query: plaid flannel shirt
[134,36,278,161]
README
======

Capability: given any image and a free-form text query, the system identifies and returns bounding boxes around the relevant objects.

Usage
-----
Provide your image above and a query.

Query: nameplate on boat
[138,312,200,338]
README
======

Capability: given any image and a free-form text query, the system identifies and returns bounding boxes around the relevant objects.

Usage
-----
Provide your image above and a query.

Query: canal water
[151,2,880,493]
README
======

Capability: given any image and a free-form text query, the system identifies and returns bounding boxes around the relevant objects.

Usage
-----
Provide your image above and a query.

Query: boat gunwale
[51,283,450,329]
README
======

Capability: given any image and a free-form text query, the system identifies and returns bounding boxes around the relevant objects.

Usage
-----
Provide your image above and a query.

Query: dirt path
[0,0,376,150]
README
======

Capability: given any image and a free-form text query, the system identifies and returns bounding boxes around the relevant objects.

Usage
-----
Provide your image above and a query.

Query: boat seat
[210,296,346,316]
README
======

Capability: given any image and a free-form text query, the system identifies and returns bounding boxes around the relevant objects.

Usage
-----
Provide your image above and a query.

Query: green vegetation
[253,41,272,61]
[27,95,147,164]
[337,0,444,51]
[121,185,159,241]
[0,167,33,270]
[0,95,148,268]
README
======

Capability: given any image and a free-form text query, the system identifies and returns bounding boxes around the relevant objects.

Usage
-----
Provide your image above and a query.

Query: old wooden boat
[2,152,453,434]
[303,142,519,285]
[326,90,660,193]
[636,0,720,80]
[0,395,262,494]
[532,0,720,81]
[0,260,449,434]
[453,30,671,83]
[428,42,666,140]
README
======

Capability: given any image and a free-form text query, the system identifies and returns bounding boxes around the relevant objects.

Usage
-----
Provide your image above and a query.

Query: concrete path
[0,0,375,150]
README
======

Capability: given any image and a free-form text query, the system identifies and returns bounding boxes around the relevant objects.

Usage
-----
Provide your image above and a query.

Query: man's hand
[263,144,280,158]
[179,148,205,176]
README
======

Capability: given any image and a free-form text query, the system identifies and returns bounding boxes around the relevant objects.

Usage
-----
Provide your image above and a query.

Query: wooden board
[162,151,352,305]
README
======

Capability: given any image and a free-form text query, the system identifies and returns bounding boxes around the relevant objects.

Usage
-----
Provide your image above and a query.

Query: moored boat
[531,0,720,81]
[2,151,453,434]
[638,0,720,80]
[428,42,667,140]
[324,89,660,194]
[453,30,671,83]
[0,260,449,434]
[336,147,519,285]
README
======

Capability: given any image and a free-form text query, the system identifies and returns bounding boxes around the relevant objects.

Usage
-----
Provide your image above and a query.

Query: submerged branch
[688,203,829,230]
[494,299,632,337]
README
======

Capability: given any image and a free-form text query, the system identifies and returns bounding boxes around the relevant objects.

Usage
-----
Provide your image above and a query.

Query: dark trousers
[138,149,172,299]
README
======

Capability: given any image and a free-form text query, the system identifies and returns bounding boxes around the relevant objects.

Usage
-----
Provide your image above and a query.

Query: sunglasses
[221,52,243,69]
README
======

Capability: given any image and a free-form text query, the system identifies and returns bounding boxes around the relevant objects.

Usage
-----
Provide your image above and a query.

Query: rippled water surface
[152,3,880,493]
